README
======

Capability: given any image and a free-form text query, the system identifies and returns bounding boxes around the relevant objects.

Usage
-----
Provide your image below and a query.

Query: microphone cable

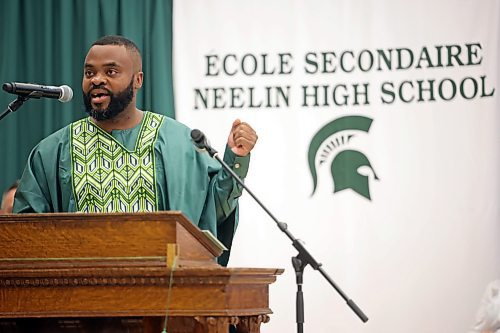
[161,254,178,333]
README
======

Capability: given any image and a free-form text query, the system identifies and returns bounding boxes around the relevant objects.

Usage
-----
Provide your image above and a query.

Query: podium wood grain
[0,212,283,333]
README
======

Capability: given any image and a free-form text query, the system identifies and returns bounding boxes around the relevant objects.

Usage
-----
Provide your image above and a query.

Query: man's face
[1,188,16,214]
[83,76,134,121]
[82,45,142,121]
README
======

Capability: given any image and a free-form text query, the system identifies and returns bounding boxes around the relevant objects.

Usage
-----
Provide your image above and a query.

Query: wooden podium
[0,212,283,333]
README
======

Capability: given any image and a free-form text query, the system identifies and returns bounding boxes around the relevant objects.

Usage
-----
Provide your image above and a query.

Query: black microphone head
[190,128,218,157]
[191,129,205,147]
[2,83,14,93]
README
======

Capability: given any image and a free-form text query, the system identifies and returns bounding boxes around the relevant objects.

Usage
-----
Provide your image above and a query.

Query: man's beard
[83,78,134,121]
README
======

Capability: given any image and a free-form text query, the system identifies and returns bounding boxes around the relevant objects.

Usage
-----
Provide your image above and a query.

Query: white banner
[173,1,500,332]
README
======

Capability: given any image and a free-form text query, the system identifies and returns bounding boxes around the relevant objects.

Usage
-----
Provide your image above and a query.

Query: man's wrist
[223,145,250,178]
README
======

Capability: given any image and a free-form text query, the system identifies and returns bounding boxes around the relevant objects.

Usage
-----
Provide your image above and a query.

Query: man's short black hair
[92,35,141,57]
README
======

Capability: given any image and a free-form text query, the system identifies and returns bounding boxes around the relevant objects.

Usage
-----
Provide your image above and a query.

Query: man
[0,180,18,214]
[13,35,257,266]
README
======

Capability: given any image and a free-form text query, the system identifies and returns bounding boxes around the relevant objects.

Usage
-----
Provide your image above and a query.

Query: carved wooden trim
[236,315,270,333]
[194,316,240,333]
[0,273,278,288]
[0,315,272,333]
[0,276,169,288]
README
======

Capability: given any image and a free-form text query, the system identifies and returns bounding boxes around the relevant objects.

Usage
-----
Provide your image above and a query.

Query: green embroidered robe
[13,112,250,266]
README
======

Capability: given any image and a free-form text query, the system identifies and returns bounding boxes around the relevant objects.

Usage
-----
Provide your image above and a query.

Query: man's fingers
[228,119,258,156]
[231,119,242,131]
[232,122,257,139]
[233,135,256,150]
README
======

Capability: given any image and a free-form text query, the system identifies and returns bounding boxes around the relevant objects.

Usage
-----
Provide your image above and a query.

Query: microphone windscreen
[59,85,73,102]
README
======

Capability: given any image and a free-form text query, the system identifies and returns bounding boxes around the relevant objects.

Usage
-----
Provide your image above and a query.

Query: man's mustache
[88,84,112,95]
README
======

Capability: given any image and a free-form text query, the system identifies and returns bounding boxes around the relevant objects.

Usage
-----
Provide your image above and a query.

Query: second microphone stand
[197,135,369,333]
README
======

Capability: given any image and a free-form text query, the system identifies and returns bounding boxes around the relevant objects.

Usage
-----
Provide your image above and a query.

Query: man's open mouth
[90,89,111,104]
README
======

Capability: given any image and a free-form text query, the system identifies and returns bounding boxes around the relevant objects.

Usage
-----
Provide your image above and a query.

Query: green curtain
[0,0,174,193]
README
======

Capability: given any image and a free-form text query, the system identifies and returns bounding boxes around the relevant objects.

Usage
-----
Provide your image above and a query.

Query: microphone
[2,82,73,102]
[190,129,217,156]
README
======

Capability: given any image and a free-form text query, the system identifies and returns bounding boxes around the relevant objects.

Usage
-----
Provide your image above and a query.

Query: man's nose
[90,72,106,86]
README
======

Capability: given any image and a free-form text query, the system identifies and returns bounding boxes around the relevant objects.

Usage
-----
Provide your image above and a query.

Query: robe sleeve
[158,117,253,266]
[13,127,71,213]
[213,145,250,223]
[13,145,54,213]
[210,145,250,266]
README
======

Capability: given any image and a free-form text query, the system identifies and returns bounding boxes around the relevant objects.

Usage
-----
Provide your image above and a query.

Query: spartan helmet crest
[308,116,379,200]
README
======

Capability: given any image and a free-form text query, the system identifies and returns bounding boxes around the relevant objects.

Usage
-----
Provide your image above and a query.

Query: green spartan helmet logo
[308,115,379,200]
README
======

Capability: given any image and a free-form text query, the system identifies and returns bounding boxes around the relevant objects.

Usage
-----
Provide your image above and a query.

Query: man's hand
[227,119,258,156]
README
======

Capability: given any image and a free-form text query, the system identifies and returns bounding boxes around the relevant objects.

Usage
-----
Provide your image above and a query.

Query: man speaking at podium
[13,35,258,266]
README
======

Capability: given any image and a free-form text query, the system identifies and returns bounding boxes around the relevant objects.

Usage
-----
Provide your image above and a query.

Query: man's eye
[108,69,118,76]
[85,71,94,77]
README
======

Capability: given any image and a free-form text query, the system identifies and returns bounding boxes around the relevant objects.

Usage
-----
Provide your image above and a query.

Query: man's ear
[134,72,144,90]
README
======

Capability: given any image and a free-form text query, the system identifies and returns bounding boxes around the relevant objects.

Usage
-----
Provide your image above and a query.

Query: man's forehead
[85,44,141,69]
[86,44,129,60]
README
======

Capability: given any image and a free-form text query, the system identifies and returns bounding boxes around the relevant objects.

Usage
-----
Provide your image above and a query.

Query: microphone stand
[201,142,369,333]
[0,95,29,122]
